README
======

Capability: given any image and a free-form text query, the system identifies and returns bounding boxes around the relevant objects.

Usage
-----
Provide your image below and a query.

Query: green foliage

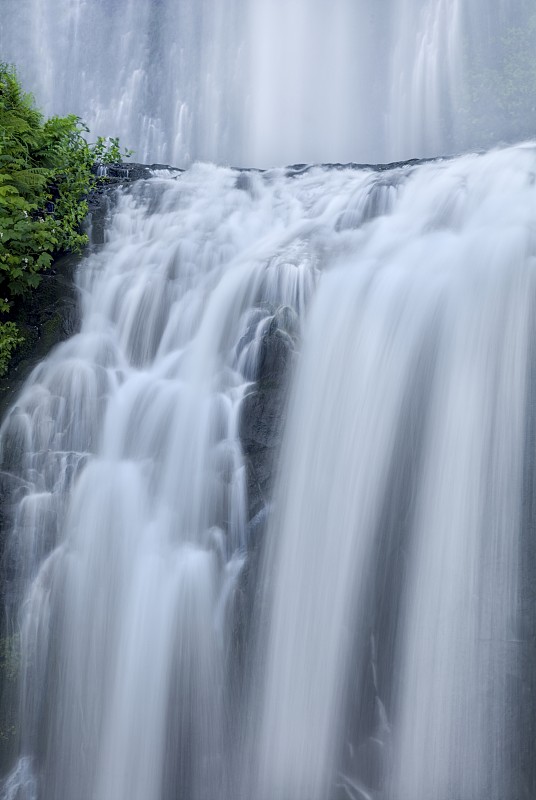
[92,135,134,165]
[0,322,24,377]
[0,63,131,374]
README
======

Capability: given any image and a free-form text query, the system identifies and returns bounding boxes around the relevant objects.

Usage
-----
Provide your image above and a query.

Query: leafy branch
[0,63,132,375]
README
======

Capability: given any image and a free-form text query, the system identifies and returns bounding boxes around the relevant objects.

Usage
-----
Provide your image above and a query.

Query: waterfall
[0,144,535,799]
[0,164,316,800]
[249,146,535,800]
[1,0,534,165]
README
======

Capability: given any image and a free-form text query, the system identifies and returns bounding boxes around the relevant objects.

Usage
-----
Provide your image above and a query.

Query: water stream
[0,144,535,798]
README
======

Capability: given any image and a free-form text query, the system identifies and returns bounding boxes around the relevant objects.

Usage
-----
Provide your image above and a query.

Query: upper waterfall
[1,0,534,166]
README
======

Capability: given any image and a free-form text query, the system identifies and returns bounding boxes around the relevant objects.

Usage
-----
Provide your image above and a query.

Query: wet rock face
[231,304,299,681]
[0,179,125,414]
[239,305,299,524]
[241,385,284,523]
[0,254,81,421]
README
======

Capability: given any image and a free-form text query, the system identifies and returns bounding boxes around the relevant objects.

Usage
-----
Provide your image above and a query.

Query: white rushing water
[1,143,536,799]
[1,0,534,166]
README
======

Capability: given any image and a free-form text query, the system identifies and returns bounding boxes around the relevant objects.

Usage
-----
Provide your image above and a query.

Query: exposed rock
[239,305,298,522]
[231,305,299,690]
[0,253,81,420]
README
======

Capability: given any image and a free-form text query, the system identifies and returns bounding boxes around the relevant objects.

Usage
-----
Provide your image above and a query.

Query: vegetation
[0,63,130,376]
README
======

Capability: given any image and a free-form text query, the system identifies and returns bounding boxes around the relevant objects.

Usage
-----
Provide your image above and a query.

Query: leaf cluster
[0,63,130,375]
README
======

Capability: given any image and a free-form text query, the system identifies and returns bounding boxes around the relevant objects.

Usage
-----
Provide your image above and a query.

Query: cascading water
[0,164,318,800]
[1,0,535,165]
[247,146,536,800]
[0,144,535,800]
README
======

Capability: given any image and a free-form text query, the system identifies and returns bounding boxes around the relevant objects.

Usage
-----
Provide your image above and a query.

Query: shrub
[0,63,130,375]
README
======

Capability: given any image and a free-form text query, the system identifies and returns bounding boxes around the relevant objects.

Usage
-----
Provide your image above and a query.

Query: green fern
[9,167,49,194]
[0,111,33,136]
[0,62,131,375]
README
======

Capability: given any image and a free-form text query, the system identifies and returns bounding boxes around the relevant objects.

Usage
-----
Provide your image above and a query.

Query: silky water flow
[1,145,536,800]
